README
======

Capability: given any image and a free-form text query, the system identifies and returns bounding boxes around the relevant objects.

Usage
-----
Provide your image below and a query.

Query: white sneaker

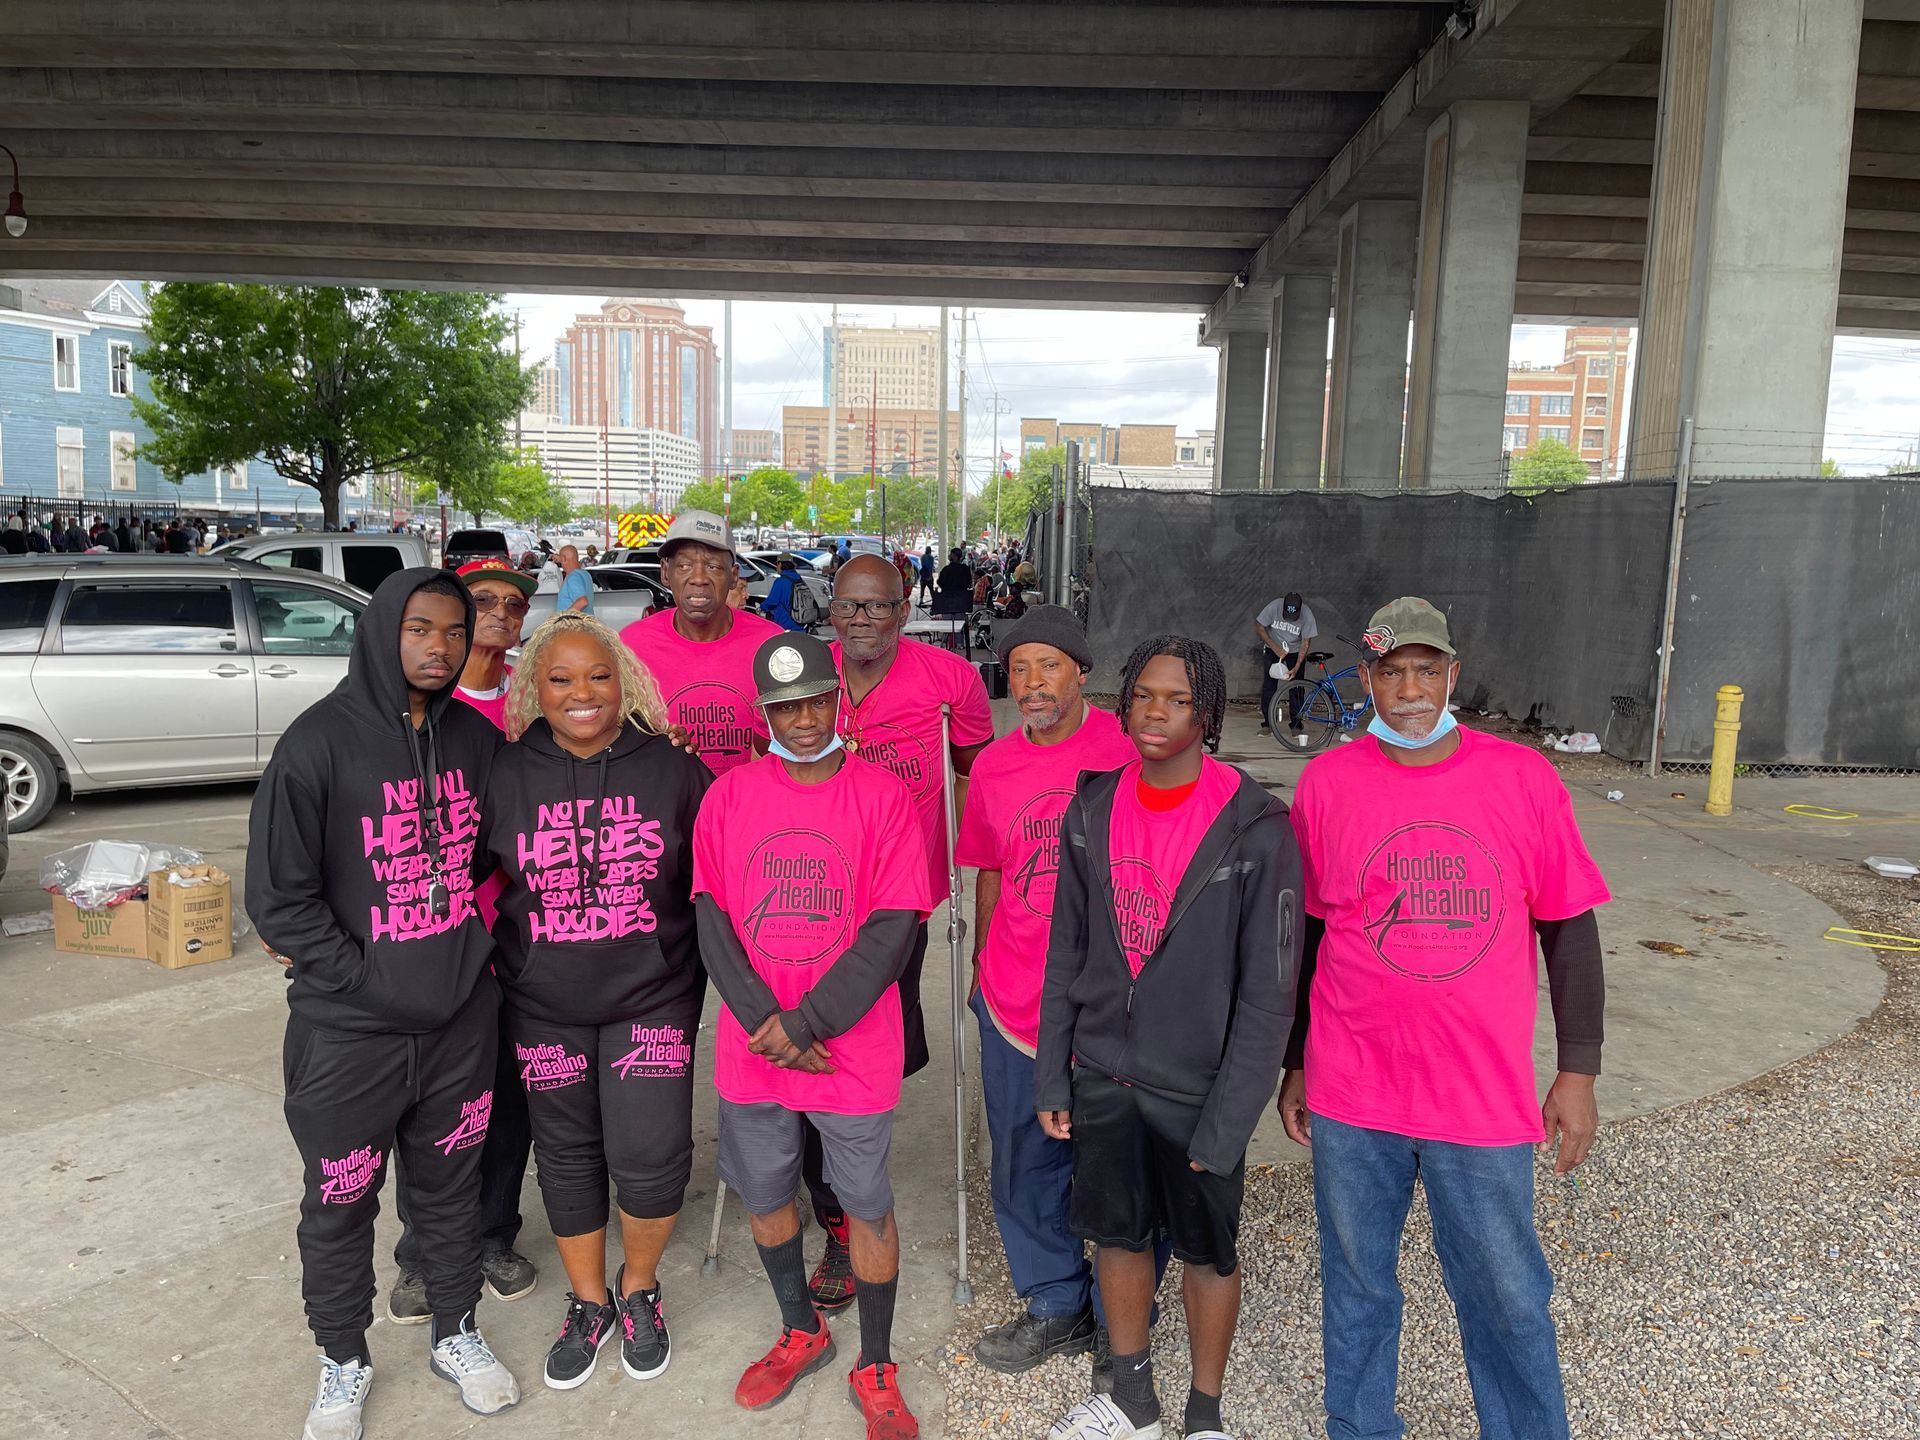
[1048,1392,1164,1440]
[303,1357,372,1440]
[429,1317,520,1416]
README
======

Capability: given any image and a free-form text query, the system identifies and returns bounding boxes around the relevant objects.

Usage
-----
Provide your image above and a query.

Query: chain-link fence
[1081,474,1920,771]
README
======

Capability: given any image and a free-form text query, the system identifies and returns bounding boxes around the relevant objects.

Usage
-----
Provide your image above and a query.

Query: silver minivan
[219,531,430,595]
[0,556,368,830]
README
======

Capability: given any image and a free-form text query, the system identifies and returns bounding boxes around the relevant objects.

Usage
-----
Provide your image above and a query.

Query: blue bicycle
[1268,642,1373,753]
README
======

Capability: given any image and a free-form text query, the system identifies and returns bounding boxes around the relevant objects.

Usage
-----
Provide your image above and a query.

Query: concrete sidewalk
[0,708,1902,1439]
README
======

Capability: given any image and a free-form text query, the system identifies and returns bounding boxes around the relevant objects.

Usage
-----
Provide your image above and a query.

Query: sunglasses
[472,593,530,617]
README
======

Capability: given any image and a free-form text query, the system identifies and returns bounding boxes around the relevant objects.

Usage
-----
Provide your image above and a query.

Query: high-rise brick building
[550,299,717,473]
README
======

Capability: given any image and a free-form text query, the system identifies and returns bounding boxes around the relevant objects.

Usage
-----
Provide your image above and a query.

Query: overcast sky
[506,295,1920,479]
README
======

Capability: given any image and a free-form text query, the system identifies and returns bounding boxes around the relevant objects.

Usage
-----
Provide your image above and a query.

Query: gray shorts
[716,1100,895,1221]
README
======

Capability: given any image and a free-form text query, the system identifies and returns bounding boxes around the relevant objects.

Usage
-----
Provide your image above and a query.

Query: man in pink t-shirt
[1280,597,1610,1440]
[954,607,1150,1386]
[796,553,991,1310]
[618,510,779,776]
[693,632,931,1439]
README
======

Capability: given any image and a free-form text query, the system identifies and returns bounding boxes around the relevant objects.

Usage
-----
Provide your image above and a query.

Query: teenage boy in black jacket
[1035,635,1300,1440]
[249,569,520,1440]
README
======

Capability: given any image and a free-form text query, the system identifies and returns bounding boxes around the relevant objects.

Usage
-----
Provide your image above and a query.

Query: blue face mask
[767,731,844,765]
[1366,678,1459,750]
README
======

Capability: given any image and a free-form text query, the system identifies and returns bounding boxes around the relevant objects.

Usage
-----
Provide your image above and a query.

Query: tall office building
[825,324,942,414]
[550,299,718,472]
[1501,326,1634,480]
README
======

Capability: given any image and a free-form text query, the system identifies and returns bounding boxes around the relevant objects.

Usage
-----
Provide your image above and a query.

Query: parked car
[219,531,431,596]
[745,550,833,621]
[520,565,670,641]
[443,528,512,569]
[0,556,368,831]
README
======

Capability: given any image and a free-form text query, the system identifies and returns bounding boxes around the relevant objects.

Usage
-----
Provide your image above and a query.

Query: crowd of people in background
[0,508,257,555]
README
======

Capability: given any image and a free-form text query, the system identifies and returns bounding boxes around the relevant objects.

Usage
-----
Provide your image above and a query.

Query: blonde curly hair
[504,612,667,741]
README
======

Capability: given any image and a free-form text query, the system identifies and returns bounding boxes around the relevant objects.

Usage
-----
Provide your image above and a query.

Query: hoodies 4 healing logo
[1359,822,1507,980]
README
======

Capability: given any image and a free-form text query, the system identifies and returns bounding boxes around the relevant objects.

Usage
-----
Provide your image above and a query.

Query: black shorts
[1067,1068,1245,1275]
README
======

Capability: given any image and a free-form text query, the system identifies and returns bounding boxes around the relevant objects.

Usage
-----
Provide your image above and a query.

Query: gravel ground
[938,860,1919,1438]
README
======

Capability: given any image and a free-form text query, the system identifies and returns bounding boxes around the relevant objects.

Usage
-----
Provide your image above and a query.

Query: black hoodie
[247,567,503,1034]
[481,716,711,1026]
[1035,764,1301,1175]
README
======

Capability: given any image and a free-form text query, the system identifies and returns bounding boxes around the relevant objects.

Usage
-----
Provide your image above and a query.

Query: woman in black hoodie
[480,613,711,1394]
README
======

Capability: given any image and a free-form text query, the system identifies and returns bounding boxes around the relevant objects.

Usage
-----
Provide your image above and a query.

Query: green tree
[1508,435,1588,493]
[679,479,728,515]
[133,285,530,528]
[1818,457,1843,477]
[977,445,1060,535]
[491,452,574,528]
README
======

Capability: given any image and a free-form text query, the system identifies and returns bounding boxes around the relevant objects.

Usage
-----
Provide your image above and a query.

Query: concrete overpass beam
[1325,200,1418,490]
[1212,330,1268,491]
[1628,0,1865,480]
[1403,101,1530,488]
[1262,275,1333,489]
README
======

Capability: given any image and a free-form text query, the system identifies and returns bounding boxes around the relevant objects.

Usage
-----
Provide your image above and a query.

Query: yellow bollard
[1705,684,1743,816]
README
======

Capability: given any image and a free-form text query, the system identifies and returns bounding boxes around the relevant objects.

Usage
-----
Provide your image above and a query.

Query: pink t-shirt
[620,607,782,775]
[453,669,511,927]
[830,637,995,902]
[1106,756,1242,977]
[956,704,1137,1050]
[1291,728,1612,1146]
[692,754,933,1115]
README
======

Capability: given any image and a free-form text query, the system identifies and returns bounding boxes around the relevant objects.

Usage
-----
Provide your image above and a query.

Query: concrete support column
[1628,0,1863,480]
[1325,200,1417,489]
[1211,329,1268,490]
[1262,275,1333,489]
[1403,101,1529,488]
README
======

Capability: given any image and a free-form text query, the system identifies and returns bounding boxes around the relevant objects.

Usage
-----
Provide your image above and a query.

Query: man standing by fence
[1280,596,1610,1440]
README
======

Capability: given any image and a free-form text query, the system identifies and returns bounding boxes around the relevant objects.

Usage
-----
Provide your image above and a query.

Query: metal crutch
[940,704,975,1304]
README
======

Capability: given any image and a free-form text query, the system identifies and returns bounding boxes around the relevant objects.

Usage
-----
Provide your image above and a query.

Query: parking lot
[2,712,1915,1437]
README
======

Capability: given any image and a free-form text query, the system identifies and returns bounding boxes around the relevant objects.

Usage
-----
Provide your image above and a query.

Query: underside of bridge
[3,0,1910,483]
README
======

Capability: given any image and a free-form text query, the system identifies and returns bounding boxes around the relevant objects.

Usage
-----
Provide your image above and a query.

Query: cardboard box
[52,895,151,959]
[146,864,234,969]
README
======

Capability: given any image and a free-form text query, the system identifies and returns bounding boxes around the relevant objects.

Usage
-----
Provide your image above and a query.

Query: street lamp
[0,143,26,238]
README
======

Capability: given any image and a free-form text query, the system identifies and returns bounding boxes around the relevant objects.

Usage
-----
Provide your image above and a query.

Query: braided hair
[1117,634,1227,754]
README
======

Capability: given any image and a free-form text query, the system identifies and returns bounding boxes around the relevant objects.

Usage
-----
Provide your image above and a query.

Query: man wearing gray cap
[619,510,780,776]
[954,607,1154,1386]
[1280,596,1611,1440]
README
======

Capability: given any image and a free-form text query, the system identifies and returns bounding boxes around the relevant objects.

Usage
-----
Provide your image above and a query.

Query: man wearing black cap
[693,632,931,1440]
[1253,591,1317,733]
[956,607,1166,1387]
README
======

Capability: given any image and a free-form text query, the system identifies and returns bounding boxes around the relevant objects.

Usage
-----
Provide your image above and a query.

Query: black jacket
[1035,764,1301,1174]
[247,567,503,1034]
[483,717,710,1025]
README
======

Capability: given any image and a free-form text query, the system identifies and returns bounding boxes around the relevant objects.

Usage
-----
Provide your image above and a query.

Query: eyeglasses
[471,594,530,617]
[828,598,904,620]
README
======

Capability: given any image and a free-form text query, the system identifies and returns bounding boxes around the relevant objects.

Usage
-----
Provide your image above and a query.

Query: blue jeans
[1311,1115,1568,1440]
[972,989,1169,1323]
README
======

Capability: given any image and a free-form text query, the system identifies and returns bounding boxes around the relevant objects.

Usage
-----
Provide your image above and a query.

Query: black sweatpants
[282,977,500,1351]
[395,998,530,1270]
[804,920,928,1220]
[507,1000,702,1237]
[1259,651,1302,727]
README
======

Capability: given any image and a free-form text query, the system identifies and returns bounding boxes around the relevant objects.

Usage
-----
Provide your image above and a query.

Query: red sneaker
[848,1360,920,1440]
[809,1214,857,1313]
[734,1317,836,1410]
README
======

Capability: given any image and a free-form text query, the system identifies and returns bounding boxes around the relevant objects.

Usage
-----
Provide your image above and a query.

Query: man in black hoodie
[249,568,521,1440]
[1036,635,1300,1440]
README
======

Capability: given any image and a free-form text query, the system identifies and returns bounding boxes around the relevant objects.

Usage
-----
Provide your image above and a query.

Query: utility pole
[513,309,523,449]
[936,306,950,554]
[723,300,733,479]
[957,306,968,548]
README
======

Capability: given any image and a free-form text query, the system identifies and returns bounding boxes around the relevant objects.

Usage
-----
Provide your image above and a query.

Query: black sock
[322,1334,368,1367]
[429,1308,473,1344]
[1184,1385,1223,1435]
[855,1274,898,1368]
[755,1234,820,1333]
[1108,1346,1159,1427]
